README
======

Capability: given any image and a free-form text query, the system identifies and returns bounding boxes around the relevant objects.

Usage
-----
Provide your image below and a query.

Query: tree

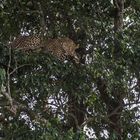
[0,0,140,139]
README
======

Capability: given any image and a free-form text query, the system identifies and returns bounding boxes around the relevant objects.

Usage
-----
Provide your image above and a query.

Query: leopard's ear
[76,44,80,49]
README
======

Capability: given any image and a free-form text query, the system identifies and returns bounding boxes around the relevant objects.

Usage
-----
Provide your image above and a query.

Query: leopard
[10,35,79,63]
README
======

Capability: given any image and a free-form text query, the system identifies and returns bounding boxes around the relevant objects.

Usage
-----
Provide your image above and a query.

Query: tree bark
[67,93,85,132]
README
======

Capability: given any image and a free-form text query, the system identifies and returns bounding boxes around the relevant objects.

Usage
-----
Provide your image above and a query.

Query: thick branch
[113,0,124,32]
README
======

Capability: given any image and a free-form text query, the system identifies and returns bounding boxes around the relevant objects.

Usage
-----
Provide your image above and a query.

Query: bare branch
[10,64,31,75]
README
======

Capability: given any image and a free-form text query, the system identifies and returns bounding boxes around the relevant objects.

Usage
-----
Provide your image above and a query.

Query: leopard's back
[10,35,42,51]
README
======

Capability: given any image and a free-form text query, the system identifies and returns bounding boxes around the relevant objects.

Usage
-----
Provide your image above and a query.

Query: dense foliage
[0,0,140,139]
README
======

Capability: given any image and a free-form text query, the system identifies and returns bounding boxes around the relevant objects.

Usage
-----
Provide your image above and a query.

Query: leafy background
[0,0,140,139]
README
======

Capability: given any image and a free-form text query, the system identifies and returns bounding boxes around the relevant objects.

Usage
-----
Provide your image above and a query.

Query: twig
[9,64,31,75]
[7,45,12,103]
